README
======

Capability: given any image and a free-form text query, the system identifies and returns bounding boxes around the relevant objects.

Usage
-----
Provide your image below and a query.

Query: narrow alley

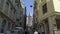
[0,0,60,34]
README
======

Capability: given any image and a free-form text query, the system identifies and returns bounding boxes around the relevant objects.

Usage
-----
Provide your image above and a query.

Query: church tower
[26,13,33,27]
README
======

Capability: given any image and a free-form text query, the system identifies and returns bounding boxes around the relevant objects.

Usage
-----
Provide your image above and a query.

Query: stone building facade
[34,0,60,34]
[0,0,26,34]
[20,2,26,29]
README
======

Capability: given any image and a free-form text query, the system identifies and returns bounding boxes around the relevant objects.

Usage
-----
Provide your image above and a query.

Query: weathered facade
[34,0,60,34]
[0,0,26,34]
[33,0,39,29]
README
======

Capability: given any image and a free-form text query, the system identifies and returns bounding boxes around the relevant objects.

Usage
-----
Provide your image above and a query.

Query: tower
[26,13,33,27]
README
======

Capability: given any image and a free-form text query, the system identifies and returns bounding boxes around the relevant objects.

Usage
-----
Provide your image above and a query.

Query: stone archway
[1,19,6,33]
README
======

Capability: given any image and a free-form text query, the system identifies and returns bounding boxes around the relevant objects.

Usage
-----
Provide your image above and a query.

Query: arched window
[1,20,6,33]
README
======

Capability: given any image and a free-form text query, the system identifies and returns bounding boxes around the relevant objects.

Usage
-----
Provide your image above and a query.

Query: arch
[1,19,7,33]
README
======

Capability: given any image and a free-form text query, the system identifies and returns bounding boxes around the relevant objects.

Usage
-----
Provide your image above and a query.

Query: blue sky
[21,0,34,16]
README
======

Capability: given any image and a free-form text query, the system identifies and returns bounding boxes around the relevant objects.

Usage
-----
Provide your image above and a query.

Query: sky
[21,0,34,16]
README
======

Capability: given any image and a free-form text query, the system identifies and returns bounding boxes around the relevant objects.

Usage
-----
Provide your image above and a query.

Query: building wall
[34,0,60,34]
[33,0,41,29]
[19,2,26,29]
[0,0,25,34]
[53,0,60,12]
[37,0,60,21]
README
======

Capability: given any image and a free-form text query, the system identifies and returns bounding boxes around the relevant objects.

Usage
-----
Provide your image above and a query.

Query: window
[16,19,19,21]
[20,22,22,27]
[4,2,9,14]
[15,0,18,3]
[8,22,11,30]
[42,3,47,14]
[10,5,13,17]
[20,22,22,25]
[6,2,9,5]
[0,0,4,8]
[15,0,19,11]
[10,5,13,11]
[56,19,60,30]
